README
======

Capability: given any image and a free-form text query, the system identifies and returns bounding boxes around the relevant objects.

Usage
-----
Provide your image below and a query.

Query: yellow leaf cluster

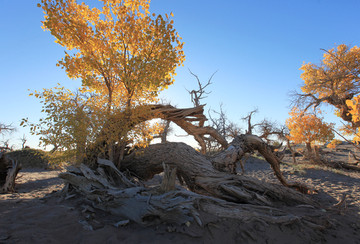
[39,0,185,109]
[285,107,334,145]
[326,139,342,149]
[346,95,360,123]
[300,44,360,99]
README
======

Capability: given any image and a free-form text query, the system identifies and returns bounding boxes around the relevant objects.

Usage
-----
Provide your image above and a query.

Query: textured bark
[88,104,228,164]
[121,135,313,204]
[0,153,21,193]
[60,159,320,228]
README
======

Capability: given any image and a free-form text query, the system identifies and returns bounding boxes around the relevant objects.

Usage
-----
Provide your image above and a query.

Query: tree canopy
[296,44,360,127]
[39,0,184,109]
[285,108,334,153]
[26,0,185,162]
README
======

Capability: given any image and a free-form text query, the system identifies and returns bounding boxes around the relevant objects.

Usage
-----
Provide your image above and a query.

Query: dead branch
[242,109,258,135]
[59,157,318,228]
[186,70,216,107]
[0,123,15,135]
[0,153,21,193]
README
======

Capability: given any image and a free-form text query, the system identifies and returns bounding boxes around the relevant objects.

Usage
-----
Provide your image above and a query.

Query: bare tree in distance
[0,123,15,135]
[275,125,297,164]
[19,134,27,149]
[1,139,13,152]
[206,104,242,153]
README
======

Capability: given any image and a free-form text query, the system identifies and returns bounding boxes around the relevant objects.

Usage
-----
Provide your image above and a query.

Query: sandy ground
[1,157,360,243]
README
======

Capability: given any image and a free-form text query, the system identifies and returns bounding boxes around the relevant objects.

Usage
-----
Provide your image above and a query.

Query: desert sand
[1,153,360,244]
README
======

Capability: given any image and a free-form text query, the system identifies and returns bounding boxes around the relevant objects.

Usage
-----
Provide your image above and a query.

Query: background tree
[206,104,242,153]
[285,108,334,158]
[153,120,172,143]
[0,123,14,135]
[295,44,360,127]
[22,86,96,162]
[19,134,27,150]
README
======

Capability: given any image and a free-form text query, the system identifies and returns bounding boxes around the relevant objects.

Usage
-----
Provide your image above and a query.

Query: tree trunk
[286,139,297,164]
[0,153,21,193]
[121,135,312,204]
[59,157,318,228]
[305,142,312,157]
[87,104,229,164]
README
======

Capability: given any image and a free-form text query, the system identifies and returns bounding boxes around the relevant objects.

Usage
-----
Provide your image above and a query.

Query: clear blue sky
[1,0,360,149]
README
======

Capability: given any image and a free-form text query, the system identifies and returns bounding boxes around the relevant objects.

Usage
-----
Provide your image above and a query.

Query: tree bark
[0,153,21,193]
[120,135,312,204]
[87,104,229,164]
[60,158,318,228]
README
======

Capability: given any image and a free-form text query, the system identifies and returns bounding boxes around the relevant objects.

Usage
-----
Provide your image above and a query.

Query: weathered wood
[60,162,196,226]
[60,159,320,228]
[88,104,229,164]
[323,160,360,172]
[0,153,21,193]
[121,137,313,206]
[160,163,177,193]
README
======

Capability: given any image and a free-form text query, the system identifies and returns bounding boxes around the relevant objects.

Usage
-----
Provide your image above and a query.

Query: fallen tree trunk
[0,153,21,193]
[303,150,360,172]
[120,135,312,205]
[87,104,229,165]
[60,158,319,228]
[321,159,360,172]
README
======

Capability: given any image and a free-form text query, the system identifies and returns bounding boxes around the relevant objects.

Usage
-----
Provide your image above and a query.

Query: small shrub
[327,139,342,149]
[5,148,69,169]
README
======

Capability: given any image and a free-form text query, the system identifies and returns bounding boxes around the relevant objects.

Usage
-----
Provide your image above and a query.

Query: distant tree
[1,139,13,151]
[19,134,27,149]
[285,108,334,157]
[0,123,14,135]
[206,104,242,153]
[326,139,342,150]
[153,120,172,143]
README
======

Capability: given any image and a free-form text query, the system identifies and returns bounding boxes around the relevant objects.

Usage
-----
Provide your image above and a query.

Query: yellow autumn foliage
[285,107,334,146]
[39,0,185,109]
[326,139,342,149]
[24,0,185,162]
[300,44,360,100]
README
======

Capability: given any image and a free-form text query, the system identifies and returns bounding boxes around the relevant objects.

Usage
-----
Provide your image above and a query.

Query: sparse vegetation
[5,148,67,169]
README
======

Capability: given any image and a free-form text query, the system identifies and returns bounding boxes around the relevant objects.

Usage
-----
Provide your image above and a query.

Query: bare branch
[19,134,27,149]
[0,123,15,135]
[186,70,217,107]
[242,109,258,135]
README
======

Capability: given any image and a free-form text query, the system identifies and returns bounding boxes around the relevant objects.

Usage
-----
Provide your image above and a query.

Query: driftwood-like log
[140,104,228,149]
[0,153,21,193]
[322,160,360,172]
[60,160,197,226]
[305,150,360,172]
[121,135,313,205]
[60,159,320,228]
